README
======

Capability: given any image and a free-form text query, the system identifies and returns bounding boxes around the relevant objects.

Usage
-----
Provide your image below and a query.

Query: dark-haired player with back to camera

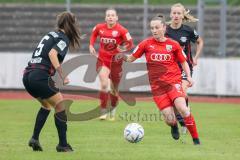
[89,8,133,121]
[165,3,204,134]
[117,14,200,145]
[22,12,81,152]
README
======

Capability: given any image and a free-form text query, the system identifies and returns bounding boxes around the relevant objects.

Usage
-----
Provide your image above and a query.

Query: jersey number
[34,35,50,57]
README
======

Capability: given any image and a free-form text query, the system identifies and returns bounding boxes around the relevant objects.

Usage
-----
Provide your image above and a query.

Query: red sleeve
[90,24,99,46]
[174,42,186,63]
[120,27,133,51]
[132,41,146,58]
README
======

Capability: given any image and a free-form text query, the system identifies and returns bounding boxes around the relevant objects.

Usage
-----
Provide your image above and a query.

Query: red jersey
[132,37,186,95]
[90,22,133,62]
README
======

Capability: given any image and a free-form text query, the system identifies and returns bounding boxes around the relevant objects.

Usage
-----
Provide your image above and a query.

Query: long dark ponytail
[56,11,81,51]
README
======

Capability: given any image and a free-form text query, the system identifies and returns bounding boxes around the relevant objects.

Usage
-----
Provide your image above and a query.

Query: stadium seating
[0,4,239,56]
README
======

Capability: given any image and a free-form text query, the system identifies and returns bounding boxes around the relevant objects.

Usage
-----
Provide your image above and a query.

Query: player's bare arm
[181,61,194,87]
[49,48,69,85]
[115,53,136,62]
[89,45,97,57]
[193,37,204,66]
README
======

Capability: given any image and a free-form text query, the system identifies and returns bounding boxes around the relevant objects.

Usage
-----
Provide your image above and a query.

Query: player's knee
[101,81,109,90]
[54,101,65,112]
[54,99,73,113]
[164,114,176,126]
[55,105,63,113]
[181,110,191,118]
[41,102,51,108]
[101,85,108,91]
[43,105,51,110]
[165,119,177,126]
[39,100,52,109]
[177,106,190,117]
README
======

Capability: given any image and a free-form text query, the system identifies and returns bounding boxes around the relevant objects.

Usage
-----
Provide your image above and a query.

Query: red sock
[184,114,199,139]
[99,91,108,108]
[110,94,118,107]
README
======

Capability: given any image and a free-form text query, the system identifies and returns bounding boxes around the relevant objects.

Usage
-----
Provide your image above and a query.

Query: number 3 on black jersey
[34,35,50,57]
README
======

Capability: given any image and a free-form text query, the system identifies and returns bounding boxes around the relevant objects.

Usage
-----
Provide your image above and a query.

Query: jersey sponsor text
[150,53,171,61]
[100,37,117,44]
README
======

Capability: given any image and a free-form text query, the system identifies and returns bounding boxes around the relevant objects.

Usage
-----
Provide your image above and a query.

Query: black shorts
[22,69,59,99]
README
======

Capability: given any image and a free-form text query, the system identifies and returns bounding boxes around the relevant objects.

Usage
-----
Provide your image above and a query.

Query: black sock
[175,97,189,127]
[32,107,50,140]
[54,110,68,147]
[171,124,178,129]
[176,114,185,127]
[176,97,189,127]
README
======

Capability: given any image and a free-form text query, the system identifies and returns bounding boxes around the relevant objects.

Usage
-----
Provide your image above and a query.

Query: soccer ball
[124,123,144,143]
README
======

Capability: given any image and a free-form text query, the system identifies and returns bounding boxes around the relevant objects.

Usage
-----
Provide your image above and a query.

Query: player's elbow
[128,40,134,50]
[180,61,188,67]
[197,37,204,46]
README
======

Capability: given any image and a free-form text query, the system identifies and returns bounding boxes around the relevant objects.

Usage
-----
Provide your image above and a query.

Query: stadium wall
[1,53,240,96]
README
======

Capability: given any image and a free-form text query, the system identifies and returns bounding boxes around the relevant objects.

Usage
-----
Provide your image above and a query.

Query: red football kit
[90,22,133,84]
[132,37,186,110]
[90,22,133,109]
[132,37,199,140]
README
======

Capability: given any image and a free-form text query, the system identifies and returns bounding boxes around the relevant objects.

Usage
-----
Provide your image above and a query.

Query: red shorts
[153,83,186,111]
[96,56,123,85]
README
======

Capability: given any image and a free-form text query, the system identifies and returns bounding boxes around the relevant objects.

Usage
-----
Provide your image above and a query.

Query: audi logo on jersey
[100,37,117,44]
[150,53,171,61]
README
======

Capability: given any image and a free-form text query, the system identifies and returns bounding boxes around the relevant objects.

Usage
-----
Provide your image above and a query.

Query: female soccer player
[89,8,133,120]
[22,12,81,152]
[118,14,200,145]
[166,3,204,133]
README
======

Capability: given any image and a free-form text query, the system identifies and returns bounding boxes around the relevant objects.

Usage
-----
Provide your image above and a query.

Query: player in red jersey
[89,8,133,120]
[117,15,200,145]
[166,3,204,134]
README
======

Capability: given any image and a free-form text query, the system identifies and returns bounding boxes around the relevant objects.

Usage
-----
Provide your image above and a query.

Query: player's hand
[80,34,87,40]
[63,77,70,85]
[186,76,194,87]
[114,53,123,61]
[193,57,198,67]
[117,41,132,53]
[117,44,128,53]
[89,45,97,57]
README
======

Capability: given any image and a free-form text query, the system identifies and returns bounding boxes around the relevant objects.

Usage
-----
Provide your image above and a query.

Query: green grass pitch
[0,99,240,160]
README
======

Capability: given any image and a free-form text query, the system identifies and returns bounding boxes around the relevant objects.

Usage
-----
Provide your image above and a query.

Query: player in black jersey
[22,11,81,152]
[165,3,203,138]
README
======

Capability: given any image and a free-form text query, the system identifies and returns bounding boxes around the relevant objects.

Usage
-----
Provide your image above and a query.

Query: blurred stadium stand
[0,4,239,57]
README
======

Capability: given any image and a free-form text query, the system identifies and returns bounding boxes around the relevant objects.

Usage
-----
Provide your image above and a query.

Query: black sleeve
[52,38,68,58]
[189,28,199,43]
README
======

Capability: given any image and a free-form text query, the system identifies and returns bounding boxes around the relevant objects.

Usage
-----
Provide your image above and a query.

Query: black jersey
[166,24,199,67]
[25,31,70,75]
